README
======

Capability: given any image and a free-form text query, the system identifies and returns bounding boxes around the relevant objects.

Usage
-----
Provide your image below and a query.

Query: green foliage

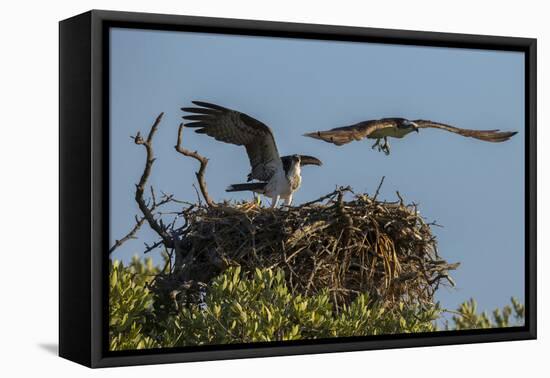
[108,259,525,351]
[336,296,439,336]
[109,257,160,350]
[450,297,525,330]
[167,267,335,345]
[166,267,440,347]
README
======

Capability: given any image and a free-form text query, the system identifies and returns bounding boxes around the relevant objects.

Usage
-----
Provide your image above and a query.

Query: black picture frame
[59,9,537,368]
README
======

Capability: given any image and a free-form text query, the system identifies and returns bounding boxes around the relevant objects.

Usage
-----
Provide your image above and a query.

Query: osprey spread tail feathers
[226,182,268,193]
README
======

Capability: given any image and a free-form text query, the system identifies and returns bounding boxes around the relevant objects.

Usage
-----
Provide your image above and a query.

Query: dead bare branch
[132,113,174,248]
[109,193,176,254]
[109,217,146,254]
[175,123,214,207]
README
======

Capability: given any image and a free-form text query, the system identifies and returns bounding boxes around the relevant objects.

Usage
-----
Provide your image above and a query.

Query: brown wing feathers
[303,119,397,146]
[302,130,355,146]
[182,101,260,146]
[413,120,518,143]
[182,101,281,182]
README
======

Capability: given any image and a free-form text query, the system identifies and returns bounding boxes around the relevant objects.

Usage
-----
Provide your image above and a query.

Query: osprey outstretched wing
[303,117,517,154]
[182,101,282,182]
[413,120,518,142]
[182,101,322,207]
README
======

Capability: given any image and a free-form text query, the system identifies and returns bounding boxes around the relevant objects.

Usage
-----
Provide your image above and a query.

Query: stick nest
[156,187,458,311]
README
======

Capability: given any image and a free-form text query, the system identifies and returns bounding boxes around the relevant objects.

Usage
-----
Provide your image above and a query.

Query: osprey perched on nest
[303,118,517,155]
[182,101,322,207]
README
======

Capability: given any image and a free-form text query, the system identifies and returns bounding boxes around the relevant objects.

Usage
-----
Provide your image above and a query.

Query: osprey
[303,118,517,155]
[182,101,322,207]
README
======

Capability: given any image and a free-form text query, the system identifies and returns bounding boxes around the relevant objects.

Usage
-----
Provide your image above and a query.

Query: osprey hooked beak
[298,155,322,166]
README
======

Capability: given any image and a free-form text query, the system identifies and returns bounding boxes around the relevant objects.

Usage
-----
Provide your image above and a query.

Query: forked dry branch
[175,123,214,207]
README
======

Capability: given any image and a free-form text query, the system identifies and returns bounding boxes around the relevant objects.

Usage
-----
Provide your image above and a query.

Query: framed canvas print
[59,10,536,368]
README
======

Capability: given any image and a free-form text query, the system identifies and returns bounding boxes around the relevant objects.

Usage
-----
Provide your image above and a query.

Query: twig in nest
[373,176,385,201]
[301,186,352,207]
[192,183,203,207]
[175,123,214,207]
[396,190,404,206]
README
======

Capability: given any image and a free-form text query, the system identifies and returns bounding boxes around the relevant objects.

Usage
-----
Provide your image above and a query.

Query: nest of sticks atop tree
[112,113,459,313]
[159,187,459,311]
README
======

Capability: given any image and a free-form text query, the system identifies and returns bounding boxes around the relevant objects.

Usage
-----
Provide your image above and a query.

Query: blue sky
[109,27,525,316]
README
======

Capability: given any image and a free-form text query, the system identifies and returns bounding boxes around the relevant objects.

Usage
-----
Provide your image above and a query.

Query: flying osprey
[303,118,517,155]
[182,101,322,207]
